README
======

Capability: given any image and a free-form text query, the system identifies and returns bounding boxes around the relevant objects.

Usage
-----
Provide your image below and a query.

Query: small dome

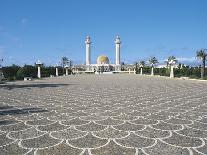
[97,55,109,64]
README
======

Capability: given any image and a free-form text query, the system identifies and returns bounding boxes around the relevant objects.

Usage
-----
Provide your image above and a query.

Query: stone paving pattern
[0,75,207,155]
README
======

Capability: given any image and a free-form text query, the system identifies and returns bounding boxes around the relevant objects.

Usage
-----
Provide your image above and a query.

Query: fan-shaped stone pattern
[8,127,46,140]
[21,133,62,149]
[95,117,125,126]
[61,118,90,126]
[113,121,145,131]
[164,117,193,125]
[151,121,183,131]
[195,139,207,154]
[116,132,155,148]
[37,122,69,131]
[187,121,207,130]
[112,113,138,121]
[130,117,158,125]
[26,118,55,126]
[0,122,30,132]
[80,114,107,121]
[135,126,171,138]
[68,133,108,149]
[47,115,75,121]
[75,122,107,132]
[93,126,129,139]
[177,126,207,138]
[143,140,190,155]
[1,74,207,154]
[0,133,15,146]
[162,132,203,147]
[91,140,136,155]
[51,127,87,140]
[35,142,83,155]
[0,141,30,155]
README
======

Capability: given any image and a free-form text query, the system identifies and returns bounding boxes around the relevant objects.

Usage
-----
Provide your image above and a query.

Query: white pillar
[66,68,68,76]
[37,66,41,78]
[151,67,154,76]
[140,68,143,75]
[170,65,174,78]
[56,67,58,76]
[85,36,91,65]
[134,69,136,74]
[129,69,131,74]
[115,36,121,65]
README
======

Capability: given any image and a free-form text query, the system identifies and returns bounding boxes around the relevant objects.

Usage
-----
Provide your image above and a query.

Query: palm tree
[139,61,145,75]
[167,56,177,78]
[196,49,207,79]
[149,57,158,76]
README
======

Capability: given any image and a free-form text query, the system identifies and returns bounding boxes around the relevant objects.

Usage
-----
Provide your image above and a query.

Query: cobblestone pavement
[0,75,207,155]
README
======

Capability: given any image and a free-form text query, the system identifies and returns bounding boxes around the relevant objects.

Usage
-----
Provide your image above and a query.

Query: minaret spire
[115,36,121,65]
[85,36,91,65]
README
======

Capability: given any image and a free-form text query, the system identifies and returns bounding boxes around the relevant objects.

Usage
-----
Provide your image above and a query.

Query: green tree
[3,64,20,80]
[196,49,207,79]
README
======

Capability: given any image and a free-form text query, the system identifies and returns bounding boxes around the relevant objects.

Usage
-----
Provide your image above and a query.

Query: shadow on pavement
[0,83,72,90]
[0,106,48,116]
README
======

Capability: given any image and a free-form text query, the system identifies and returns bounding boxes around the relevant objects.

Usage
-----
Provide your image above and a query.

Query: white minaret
[115,36,121,65]
[36,60,42,78]
[85,36,91,65]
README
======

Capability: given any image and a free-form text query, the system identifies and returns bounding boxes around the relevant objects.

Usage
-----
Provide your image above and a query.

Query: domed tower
[85,36,91,65]
[115,36,121,65]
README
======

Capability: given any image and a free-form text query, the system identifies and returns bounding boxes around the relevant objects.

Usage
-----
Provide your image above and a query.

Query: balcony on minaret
[115,36,121,44]
[85,36,91,44]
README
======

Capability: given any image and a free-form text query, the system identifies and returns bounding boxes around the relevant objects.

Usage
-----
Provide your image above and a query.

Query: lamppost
[55,64,59,76]
[36,60,43,78]
[169,60,176,78]
[65,65,69,76]
[140,64,143,75]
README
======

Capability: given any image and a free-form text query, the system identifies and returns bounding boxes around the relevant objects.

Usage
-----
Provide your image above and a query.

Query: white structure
[169,60,176,78]
[85,36,91,65]
[36,60,42,78]
[56,67,59,76]
[115,36,121,65]
[151,66,154,76]
[65,65,69,76]
[84,36,122,73]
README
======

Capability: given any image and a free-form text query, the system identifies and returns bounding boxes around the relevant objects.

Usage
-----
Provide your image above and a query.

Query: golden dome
[97,55,109,64]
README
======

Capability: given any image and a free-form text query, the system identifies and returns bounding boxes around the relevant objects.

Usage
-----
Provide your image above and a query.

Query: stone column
[85,36,91,65]
[56,67,58,76]
[129,69,131,74]
[170,65,174,78]
[115,36,121,65]
[151,66,154,76]
[37,66,41,78]
[66,68,68,76]
[140,67,143,75]
[134,69,136,74]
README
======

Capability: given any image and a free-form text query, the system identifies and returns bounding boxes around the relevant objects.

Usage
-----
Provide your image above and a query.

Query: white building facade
[85,36,122,73]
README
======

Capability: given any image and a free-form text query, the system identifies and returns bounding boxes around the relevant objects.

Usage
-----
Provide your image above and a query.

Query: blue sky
[0,0,207,66]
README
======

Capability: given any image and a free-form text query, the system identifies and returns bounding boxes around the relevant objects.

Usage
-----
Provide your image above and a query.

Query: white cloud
[176,57,196,62]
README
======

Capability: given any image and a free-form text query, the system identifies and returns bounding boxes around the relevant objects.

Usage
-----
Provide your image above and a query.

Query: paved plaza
[1,75,207,155]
